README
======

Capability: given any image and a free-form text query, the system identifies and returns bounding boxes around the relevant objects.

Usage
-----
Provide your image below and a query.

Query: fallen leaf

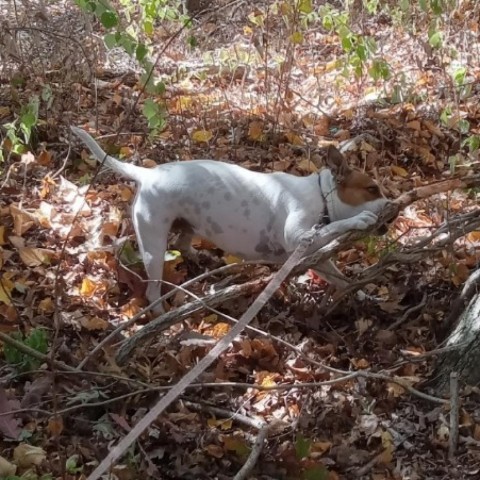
[0,274,15,306]
[192,130,213,143]
[18,247,55,267]
[223,253,242,264]
[80,277,108,297]
[355,318,372,335]
[0,106,11,119]
[206,444,224,458]
[248,121,265,141]
[10,204,36,236]
[13,444,47,468]
[37,150,52,166]
[0,456,16,477]
[80,316,110,331]
[223,435,250,456]
[38,297,54,314]
[47,416,64,437]
[391,165,409,177]
[207,417,233,430]
[285,131,304,145]
[297,158,319,173]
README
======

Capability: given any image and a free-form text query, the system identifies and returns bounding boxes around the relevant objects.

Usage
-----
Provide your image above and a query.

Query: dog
[71,126,392,311]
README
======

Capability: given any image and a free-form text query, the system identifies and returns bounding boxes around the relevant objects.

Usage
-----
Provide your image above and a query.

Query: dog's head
[323,145,393,232]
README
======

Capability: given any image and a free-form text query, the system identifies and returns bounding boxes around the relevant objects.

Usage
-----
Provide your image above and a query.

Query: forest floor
[1,0,480,479]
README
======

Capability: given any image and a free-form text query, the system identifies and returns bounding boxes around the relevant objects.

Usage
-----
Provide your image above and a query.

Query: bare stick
[233,424,269,480]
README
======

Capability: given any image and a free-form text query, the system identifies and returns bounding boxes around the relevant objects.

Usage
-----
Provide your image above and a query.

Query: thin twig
[0,332,76,373]
[233,425,269,480]
[388,292,427,330]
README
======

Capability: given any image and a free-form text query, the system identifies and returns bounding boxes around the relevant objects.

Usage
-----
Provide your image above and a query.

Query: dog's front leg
[302,210,379,257]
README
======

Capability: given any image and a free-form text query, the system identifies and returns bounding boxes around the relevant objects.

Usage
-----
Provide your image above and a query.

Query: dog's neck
[318,168,385,223]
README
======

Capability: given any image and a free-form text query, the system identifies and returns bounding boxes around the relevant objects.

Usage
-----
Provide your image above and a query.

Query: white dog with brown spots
[71,126,392,311]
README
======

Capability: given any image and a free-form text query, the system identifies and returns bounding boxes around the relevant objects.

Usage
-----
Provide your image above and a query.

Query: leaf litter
[1,1,480,479]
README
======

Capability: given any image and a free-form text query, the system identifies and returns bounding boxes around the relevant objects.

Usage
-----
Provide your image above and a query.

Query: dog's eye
[367,185,380,195]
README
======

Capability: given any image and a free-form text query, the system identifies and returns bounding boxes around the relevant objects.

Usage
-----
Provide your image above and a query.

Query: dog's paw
[351,210,378,230]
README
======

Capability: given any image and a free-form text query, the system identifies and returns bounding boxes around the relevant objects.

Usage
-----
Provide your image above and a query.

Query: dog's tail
[71,126,145,183]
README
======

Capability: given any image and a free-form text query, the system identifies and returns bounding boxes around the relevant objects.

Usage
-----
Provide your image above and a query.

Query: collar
[318,172,330,225]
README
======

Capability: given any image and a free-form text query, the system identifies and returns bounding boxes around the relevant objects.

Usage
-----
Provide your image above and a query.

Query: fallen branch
[116,276,269,365]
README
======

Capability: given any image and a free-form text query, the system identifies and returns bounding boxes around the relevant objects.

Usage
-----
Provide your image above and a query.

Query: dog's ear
[326,145,352,183]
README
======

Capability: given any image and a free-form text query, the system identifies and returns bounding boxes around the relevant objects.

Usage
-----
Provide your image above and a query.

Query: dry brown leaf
[47,416,64,437]
[38,297,54,314]
[391,165,409,177]
[80,316,110,331]
[205,444,224,458]
[387,381,406,397]
[248,121,265,141]
[207,418,233,430]
[18,247,55,267]
[0,274,14,306]
[351,358,369,369]
[10,205,36,236]
[142,159,157,168]
[297,158,319,173]
[13,444,46,468]
[37,150,52,166]
[80,277,108,297]
[192,130,213,143]
[285,131,304,146]
[355,318,372,335]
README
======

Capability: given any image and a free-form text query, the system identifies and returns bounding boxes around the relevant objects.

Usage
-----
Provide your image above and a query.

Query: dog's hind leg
[134,214,170,314]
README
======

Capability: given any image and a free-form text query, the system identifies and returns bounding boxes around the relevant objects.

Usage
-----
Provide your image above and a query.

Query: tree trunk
[429,291,480,395]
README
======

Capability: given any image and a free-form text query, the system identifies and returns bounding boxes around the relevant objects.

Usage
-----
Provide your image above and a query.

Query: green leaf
[453,67,466,86]
[104,32,120,49]
[290,31,304,44]
[295,434,311,460]
[100,10,118,29]
[430,0,443,15]
[341,35,353,52]
[143,99,159,120]
[457,119,470,134]
[143,20,153,36]
[299,0,313,14]
[165,250,182,261]
[462,135,480,152]
[429,31,442,48]
[136,43,148,62]
[25,328,48,354]
[303,465,329,480]
[187,35,198,48]
[322,14,333,30]
[119,240,142,266]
